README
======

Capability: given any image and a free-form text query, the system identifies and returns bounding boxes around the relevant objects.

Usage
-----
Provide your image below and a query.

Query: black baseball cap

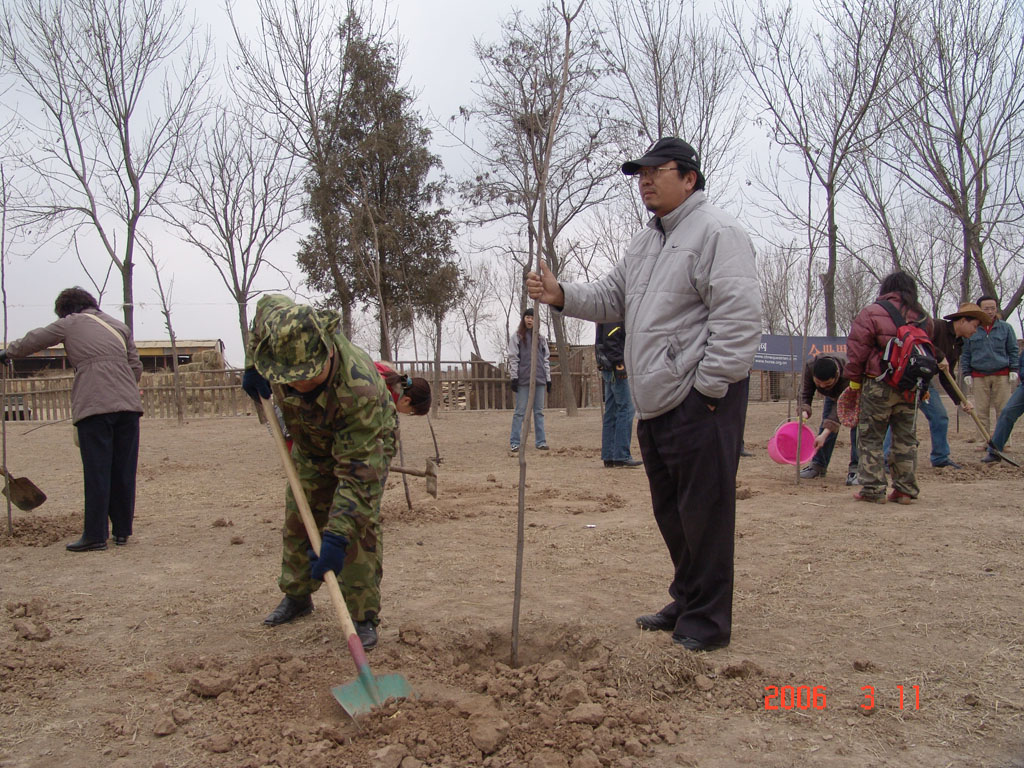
[621,137,705,190]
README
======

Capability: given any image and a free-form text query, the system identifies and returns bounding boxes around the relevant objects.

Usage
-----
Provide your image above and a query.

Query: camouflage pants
[278,448,386,625]
[856,379,919,499]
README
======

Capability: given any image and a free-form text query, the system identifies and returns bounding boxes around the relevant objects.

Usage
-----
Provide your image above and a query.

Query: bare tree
[601,0,745,201]
[0,0,209,330]
[725,0,905,335]
[228,0,389,334]
[455,256,498,359]
[162,105,301,351]
[459,1,616,417]
[880,0,1024,310]
[140,237,184,424]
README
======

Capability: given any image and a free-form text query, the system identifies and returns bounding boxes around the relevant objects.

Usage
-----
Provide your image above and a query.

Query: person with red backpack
[844,271,934,504]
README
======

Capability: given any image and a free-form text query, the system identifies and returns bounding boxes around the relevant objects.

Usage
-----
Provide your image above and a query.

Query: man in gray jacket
[527,137,761,651]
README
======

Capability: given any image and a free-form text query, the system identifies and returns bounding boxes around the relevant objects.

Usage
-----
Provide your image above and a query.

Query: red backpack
[874,300,939,402]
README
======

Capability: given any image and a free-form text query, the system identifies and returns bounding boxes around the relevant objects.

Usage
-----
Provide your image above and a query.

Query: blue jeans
[882,380,950,465]
[510,385,546,448]
[601,370,635,461]
[808,396,859,472]
[990,382,1024,450]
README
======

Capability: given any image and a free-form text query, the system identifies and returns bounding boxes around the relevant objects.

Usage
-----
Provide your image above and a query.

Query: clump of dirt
[0,512,79,547]
[145,623,770,767]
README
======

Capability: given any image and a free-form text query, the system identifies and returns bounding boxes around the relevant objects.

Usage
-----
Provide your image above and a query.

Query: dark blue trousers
[76,412,140,542]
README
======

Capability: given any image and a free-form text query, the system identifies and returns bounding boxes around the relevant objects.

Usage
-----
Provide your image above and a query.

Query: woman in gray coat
[2,288,143,551]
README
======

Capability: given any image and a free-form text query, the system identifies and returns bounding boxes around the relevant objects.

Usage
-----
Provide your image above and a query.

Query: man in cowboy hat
[241,294,397,650]
[906,303,985,468]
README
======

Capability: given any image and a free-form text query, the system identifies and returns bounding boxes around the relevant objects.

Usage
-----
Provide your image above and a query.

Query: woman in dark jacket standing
[2,288,143,551]
[844,272,926,505]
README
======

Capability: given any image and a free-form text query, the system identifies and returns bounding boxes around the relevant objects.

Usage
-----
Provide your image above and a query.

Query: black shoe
[636,612,675,632]
[355,620,378,650]
[798,464,826,479]
[739,448,754,458]
[604,460,619,467]
[66,537,107,552]
[621,458,643,467]
[672,634,730,652]
[981,452,1001,464]
[263,595,313,626]
[113,535,129,546]
[932,459,963,469]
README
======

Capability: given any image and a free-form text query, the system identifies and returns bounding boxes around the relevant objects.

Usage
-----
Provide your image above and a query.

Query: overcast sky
[1,0,548,367]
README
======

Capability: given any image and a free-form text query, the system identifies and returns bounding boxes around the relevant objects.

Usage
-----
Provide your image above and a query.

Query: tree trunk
[432,314,442,416]
[548,313,577,416]
[823,185,838,336]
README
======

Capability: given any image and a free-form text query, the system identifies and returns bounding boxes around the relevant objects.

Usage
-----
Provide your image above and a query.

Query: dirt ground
[0,398,1022,768]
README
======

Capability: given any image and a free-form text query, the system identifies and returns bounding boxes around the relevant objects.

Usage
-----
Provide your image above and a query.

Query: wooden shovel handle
[939,368,994,443]
[260,397,359,643]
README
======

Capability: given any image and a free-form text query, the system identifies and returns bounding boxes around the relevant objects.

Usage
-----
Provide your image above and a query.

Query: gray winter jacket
[7,309,144,424]
[560,191,761,419]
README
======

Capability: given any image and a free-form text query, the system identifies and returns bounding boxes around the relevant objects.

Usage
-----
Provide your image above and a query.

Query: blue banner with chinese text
[753,335,848,373]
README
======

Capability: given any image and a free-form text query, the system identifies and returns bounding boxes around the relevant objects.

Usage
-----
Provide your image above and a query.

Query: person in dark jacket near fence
[1,287,143,551]
[797,354,859,485]
[595,321,641,468]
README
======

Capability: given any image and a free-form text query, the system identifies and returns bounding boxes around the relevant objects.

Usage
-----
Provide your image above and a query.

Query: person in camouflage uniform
[241,295,397,650]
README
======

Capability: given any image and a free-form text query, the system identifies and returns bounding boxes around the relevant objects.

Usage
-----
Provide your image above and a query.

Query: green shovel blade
[331,673,415,717]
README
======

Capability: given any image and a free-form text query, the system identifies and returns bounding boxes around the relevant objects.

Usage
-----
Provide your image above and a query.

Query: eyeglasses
[635,165,679,180]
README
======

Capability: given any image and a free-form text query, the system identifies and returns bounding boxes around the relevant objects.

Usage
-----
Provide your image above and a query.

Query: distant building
[0,339,226,375]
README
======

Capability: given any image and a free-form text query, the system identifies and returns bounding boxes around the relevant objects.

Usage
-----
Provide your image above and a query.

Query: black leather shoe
[672,634,730,652]
[355,620,378,650]
[604,460,618,467]
[739,448,754,458]
[621,458,643,467]
[981,452,1001,464]
[113,535,129,546]
[66,537,107,552]
[263,595,313,626]
[636,613,675,632]
[932,459,963,469]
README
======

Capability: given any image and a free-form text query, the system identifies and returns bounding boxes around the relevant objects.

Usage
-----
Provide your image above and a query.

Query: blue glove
[510,379,518,392]
[309,531,348,581]
[546,381,551,394]
[242,366,272,400]
[0,350,8,364]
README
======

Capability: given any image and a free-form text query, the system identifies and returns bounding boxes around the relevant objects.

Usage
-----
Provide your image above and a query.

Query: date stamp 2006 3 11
[764,684,921,711]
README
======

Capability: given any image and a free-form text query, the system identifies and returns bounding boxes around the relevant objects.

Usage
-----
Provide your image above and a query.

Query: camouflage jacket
[246,295,397,472]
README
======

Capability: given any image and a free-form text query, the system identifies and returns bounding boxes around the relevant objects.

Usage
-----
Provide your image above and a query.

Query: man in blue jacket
[961,295,1019,436]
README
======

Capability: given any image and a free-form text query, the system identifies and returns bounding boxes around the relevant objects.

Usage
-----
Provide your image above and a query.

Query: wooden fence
[0,358,602,421]
[2,359,789,422]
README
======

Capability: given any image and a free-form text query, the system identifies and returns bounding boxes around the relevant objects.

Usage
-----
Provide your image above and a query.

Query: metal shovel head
[331,672,416,717]
[2,474,46,511]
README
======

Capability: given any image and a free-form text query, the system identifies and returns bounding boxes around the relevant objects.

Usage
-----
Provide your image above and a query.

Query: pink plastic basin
[767,421,816,465]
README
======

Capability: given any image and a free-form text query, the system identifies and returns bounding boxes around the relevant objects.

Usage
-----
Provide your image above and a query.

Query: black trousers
[76,412,141,542]
[637,379,747,644]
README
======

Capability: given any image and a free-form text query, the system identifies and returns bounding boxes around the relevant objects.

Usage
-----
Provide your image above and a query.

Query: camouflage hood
[252,296,331,383]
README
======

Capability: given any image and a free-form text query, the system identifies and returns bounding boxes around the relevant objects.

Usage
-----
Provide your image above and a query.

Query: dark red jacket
[845,292,926,383]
